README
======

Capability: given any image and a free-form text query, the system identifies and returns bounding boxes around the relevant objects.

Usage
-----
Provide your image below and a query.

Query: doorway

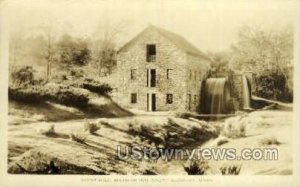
[147,93,156,111]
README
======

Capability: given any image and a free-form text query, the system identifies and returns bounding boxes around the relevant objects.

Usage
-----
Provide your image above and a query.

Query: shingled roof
[118,25,209,60]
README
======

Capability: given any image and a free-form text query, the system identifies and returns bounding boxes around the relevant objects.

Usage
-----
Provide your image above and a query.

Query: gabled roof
[118,25,209,60]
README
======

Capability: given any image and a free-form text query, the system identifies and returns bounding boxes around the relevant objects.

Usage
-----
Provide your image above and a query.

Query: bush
[175,112,192,119]
[83,120,100,134]
[220,164,241,175]
[9,83,89,107]
[68,78,112,96]
[255,72,293,102]
[128,122,141,136]
[37,124,56,136]
[183,160,209,175]
[222,116,246,138]
[216,138,229,146]
[70,132,87,144]
[10,66,34,87]
[82,82,112,95]
[260,137,281,146]
[70,68,84,78]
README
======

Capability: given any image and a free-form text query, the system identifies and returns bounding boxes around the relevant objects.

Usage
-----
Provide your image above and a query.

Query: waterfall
[202,78,230,114]
[242,75,251,109]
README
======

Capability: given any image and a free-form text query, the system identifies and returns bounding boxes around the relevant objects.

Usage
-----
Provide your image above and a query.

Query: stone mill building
[115,25,211,112]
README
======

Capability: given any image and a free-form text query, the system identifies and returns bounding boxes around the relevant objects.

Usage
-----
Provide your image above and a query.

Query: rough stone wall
[229,73,244,110]
[185,54,211,112]
[116,27,188,111]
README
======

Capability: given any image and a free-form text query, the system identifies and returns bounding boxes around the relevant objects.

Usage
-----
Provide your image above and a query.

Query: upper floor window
[166,94,173,104]
[131,93,137,103]
[131,69,137,80]
[167,69,173,79]
[189,70,192,80]
[146,44,156,62]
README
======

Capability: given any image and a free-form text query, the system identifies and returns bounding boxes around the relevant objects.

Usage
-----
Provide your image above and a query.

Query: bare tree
[45,24,54,80]
[92,20,129,76]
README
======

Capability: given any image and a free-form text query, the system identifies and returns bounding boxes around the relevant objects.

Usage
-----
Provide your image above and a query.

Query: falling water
[202,78,230,114]
[242,75,251,109]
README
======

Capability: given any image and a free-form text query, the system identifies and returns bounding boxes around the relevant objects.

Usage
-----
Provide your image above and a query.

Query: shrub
[83,120,100,134]
[70,132,87,144]
[82,82,112,95]
[127,122,141,136]
[220,164,241,175]
[9,84,89,107]
[37,124,56,137]
[175,112,192,119]
[216,138,229,146]
[260,137,281,146]
[70,68,84,78]
[222,116,246,138]
[10,66,34,87]
[68,78,112,95]
[183,160,209,175]
[255,72,293,102]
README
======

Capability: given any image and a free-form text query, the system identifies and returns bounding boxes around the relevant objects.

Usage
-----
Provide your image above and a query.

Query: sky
[1,0,295,52]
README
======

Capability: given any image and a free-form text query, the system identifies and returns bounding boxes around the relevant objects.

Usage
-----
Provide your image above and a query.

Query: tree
[229,25,293,74]
[91,20,129,76]
[207,51,231,77]
[229,25,293,101]
[57,34,91,66]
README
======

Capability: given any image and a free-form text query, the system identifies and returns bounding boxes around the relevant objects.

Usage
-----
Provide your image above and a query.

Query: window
[194,95,197,103]
[189,70,192,80]
[146,44,156,62]
[194,71,197,80]
[167,69,173,79]
[147,69,156,87]
[166,94,173,104]
[131,93,137,103]
[131,69,137,80]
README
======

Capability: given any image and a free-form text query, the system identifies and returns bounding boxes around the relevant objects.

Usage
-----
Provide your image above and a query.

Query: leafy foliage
[69,78,113,95]
[57,34,91,66]
[10,66,35,87]
[255,72,292,101]
[9,83,89,107]
[229,26,293,101]
[183,160,209,175]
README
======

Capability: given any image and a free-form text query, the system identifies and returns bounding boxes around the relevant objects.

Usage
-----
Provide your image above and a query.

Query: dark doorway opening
[151,94,156,111]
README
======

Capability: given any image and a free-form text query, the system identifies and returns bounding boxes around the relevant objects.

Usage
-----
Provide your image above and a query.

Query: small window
[194,95,197,103]
[147,44,156,62]
[131,93,137,103]
[189,70,192,80]
[167,69,173,79]
[166,94,173,104]
[131,69,137,80]
[194,71,197,80]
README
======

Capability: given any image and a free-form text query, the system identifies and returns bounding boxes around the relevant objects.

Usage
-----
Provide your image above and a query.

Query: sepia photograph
[0,0,299,186]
